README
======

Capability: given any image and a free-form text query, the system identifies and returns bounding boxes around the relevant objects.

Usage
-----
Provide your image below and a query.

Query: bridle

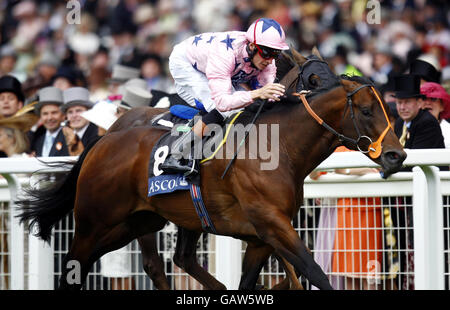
[284,57,330,94]
[293,82,392,159]
[297,58,330,91]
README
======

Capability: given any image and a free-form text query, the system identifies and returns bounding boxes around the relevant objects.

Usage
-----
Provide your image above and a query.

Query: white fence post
[421,166,444,290]
[215,236,242,289]
[412,166,445,290]
[2,173,24,289]
[28,231,54,290]
[412,166,429,289]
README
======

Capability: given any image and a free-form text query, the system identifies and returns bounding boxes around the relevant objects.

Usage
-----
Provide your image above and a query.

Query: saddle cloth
[146,103,258,197]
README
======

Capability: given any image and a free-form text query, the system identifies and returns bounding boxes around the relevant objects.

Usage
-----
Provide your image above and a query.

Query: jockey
[161,18,289,174]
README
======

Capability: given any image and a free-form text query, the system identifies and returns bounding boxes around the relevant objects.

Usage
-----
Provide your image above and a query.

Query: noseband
[293,83,392,159]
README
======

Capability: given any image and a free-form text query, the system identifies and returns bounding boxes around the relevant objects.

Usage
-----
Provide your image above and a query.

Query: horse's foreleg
[271,246,314,289]
[238,244,303,290]
[173,226,226,290]
[138,232,170,290]
[254,216,332,290]
[238,241,273,290]
[272,254,304,290]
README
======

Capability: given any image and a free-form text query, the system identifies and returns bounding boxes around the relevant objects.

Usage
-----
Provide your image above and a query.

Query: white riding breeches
[169,41,237,118]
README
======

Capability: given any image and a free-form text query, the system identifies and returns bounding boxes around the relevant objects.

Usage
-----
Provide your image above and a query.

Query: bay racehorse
[114,49,405,290]
[102,49,327,290]
[18,51,406,290]
[109,48,337,290]
[18,48,329,290]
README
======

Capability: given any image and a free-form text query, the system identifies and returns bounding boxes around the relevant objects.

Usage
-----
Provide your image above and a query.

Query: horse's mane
[249,94,303,119]
[269,75,374,114]
[250,57,375,119]
[254,75,352,119]
[275,52,296,82]
[340,74,374,86]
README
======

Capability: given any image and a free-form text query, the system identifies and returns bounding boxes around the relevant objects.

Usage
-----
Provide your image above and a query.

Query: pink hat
[420,82,450,119]
[245,18,289,50]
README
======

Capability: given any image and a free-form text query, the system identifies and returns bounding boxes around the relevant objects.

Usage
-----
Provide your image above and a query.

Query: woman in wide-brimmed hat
[421,81,450,148]
[0,111,38,157]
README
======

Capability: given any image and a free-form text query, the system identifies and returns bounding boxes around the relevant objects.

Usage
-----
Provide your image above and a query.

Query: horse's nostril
[384,150,406,164]
[388,152,399,160]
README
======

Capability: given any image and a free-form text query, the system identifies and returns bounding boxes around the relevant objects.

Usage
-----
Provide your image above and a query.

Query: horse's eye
[361,108,372,117]
[308,75,319,88]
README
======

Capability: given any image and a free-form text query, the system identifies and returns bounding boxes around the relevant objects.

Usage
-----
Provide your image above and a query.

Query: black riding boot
[160,129,201,175]
[161,110,224,175]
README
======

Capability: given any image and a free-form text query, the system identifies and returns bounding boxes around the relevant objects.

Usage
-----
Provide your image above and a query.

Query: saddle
[150,104,203,131]
[147,103,252,234]
[147,102,267,195]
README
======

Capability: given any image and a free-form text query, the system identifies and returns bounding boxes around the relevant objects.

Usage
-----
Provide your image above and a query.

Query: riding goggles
[255,44,281,60]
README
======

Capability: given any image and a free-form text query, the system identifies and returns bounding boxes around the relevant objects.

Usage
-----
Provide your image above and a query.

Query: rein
[293,84,392,159]
[282,66,300,93]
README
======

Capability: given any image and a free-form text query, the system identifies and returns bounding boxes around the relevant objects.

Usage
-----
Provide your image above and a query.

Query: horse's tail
[16,136,101,243]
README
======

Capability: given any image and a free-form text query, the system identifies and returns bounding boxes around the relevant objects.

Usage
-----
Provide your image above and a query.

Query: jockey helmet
[245,18,289,51]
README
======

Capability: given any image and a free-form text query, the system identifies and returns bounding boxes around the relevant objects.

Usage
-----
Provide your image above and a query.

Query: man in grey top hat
[0,45,17,76]
[37,50,61,85]
[108,64,140,95]
[116,85,153,117]
[371,44,394,86]
[62,87,99,155]
[29,86,69,157]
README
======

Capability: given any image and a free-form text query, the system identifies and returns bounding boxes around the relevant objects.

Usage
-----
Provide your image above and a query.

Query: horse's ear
[290,45,307,66]
[311,46,324,61]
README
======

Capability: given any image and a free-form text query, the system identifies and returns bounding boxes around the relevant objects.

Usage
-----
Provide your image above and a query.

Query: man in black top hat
[409,58,441,84]
[0,75,24,118]
[391,74,445,291]
[394,74,445,151]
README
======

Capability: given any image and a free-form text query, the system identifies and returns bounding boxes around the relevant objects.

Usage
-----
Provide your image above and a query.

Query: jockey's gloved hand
[251,83,285,102]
